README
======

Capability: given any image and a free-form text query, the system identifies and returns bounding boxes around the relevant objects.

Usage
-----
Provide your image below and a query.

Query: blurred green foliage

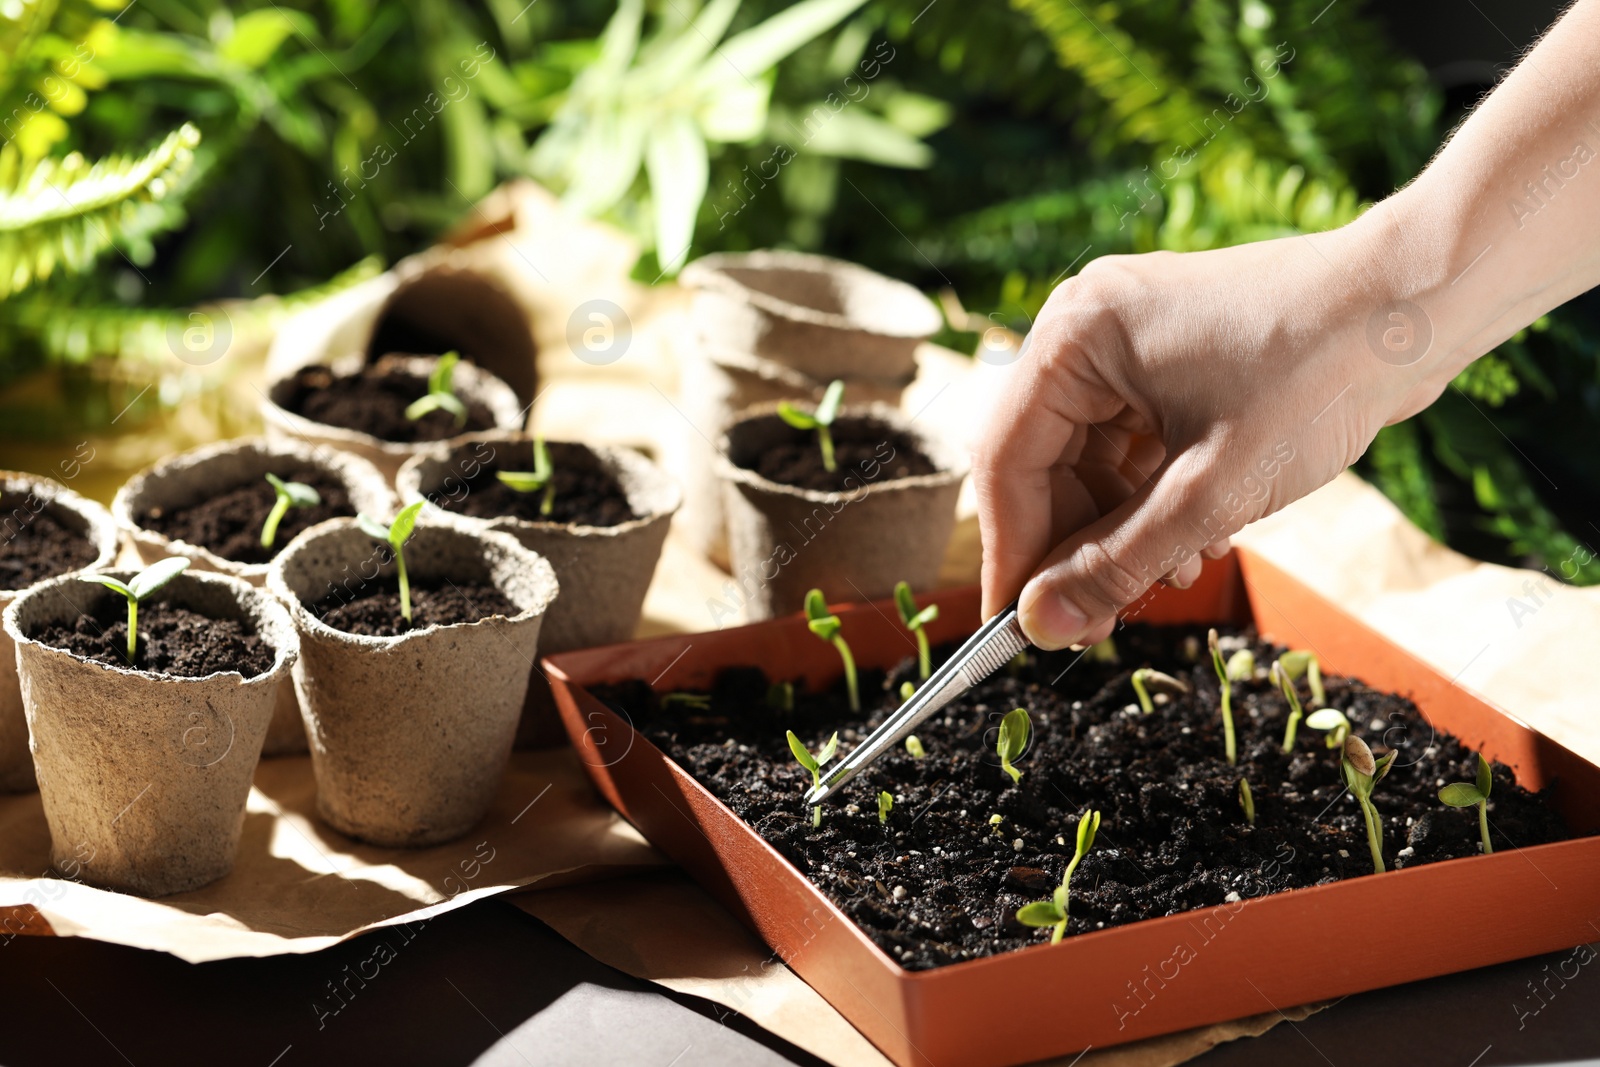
[1,0,1595,581]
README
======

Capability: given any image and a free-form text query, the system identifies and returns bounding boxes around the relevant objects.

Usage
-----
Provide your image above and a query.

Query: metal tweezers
[803,601,1030,806]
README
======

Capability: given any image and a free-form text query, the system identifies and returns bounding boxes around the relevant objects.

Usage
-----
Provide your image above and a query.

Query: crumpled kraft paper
[513,871,1329,1067]
[0,748,665,962]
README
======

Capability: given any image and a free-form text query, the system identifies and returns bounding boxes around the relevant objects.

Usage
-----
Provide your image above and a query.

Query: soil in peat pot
[436,454,636,527]
[139,468,354,565]
[306,576,518,637]
[0,492,99,590]
[744,416,939,494]
[279,363,497,444]
[33,599,273,678]
[597,623,1577,970]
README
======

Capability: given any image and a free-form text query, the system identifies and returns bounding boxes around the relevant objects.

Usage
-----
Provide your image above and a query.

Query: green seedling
[1278,649,1325,706]
[996,707,1031,784]
[899,680,916,701]
[1342,735,1397,874]
[1016,809,1101,943]
[260,473,320,549]
[1305,707,1350,750]
[776,378,845,473]
[1129,668,1189,714]
[804,589,858,712]
[356,501,425,623]
[1238,778,1255,825]
[404,350,467,427]
[495,438,556,517]
[1207,629,1238,765]
[1270,660,1304,753]
[878,790,894,825]
[767,681,794,713]
[1439,753,1494,855]
[661,692,711,711]
[1226,648,1255,681]
[79,557,191,663]
[787,729,839,828]
[905,735,926,759]
[893,581,940,680]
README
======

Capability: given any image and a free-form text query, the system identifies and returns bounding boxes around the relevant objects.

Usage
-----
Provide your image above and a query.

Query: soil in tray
[306,575,518,637]
[743,416,939,493]
[598,623,1576,971]
[278,363,497,444]
[436,454,636,527]
[0,492,98,590]
[33,600,274,678]
[138,467,354,565]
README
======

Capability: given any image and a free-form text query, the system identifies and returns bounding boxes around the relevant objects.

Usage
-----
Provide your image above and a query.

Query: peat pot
[260,353,525,483]
[0,473,119,793]
[544,552,1600,1067]
[396,434,679,747]
[3,569,297,896]
[267,519,557,846]
[715,402,966,620]
[113,437,396,756]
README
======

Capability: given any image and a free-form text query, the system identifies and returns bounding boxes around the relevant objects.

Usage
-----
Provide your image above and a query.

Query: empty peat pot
[259,353,525,482]
[113,437,395,757]
[267,519,557,846]
[2,568,297,896]
[0,472,119,793]
[680,250,941,382]
[396,434,678,746]
[716,402,967,619]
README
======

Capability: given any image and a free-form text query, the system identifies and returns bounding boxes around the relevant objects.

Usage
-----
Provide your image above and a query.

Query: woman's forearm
[1359,0,1600,396]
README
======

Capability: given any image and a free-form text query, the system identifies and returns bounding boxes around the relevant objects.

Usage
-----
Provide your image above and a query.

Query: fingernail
[1020,591,1088,650]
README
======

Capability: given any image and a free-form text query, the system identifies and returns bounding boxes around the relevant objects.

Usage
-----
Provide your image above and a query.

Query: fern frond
[0,123,200,297]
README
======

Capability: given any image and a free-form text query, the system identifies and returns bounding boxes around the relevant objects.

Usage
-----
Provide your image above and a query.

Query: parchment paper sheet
[0,748,664,962]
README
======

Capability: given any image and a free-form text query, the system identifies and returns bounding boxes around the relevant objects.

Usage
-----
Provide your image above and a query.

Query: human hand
[973,220,1455,649]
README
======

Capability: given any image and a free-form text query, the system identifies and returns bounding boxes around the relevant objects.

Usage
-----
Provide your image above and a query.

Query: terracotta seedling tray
[545,549,1600,1067]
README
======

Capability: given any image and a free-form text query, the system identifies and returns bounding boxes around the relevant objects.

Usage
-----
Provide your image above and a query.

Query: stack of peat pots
[679,250,967,619]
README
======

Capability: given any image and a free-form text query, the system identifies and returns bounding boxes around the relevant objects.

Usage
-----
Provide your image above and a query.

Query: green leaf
[904,735,925,759]
[645,113,709,274]
[1438,783,1484,808]
[1278,650,1313,679]
[807,616,841,642]
[909,606,939,630]
[997,707,1030,765]
[1016,901,1066,927]
[776,401,818,430]
[497,470,550,493]
[800,107,934,168]
[787,729,818,773]
[429,351,460,396]
[878,790,893,822]
[79,573,134,599]
[267,473,320,508]
[817,731,840,765]
[804,588,829,622]
[388,501,425,548]
[1305,708,1348,731]
[1076,809,1100,856]
[405,394,443,421]
[698,0,868,91]
[894,581,917,626]
[533,438,553,481]
[127,556,191,600]
[219,9,313,69]
[1476,754,1493,797]
[1225,648,1255,681]
[356,513,392,543]
[814,379,845,425]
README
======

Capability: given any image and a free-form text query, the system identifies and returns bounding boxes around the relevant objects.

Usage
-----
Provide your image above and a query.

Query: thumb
[1016,449,1242,649]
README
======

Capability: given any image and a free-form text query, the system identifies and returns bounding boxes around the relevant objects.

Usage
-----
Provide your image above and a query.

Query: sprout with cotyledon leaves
[1439,753,1494,855]
[803,589,858,712]
[776,379,845,473]
[1016,809,1101,944]
[787,729,839,829]
[495,438,556,518]
[1130,667,1189,714]
[1342,735,1397,874]
[79,557,191,663]
[260,473,320,549]
[996,707,1030,784]
[894,580,940,681]
[404,351,467,428]
[356,501,425,623]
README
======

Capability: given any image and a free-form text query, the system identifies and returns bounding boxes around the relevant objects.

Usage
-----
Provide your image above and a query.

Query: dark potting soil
[33,600,274,678]
[598,623,1576,971]
[436,458,636,527]
[279,363,497,443]
[307,576,519,637]
[744,416,939,493]
[0,492,99,590]
[138,467,354,565]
